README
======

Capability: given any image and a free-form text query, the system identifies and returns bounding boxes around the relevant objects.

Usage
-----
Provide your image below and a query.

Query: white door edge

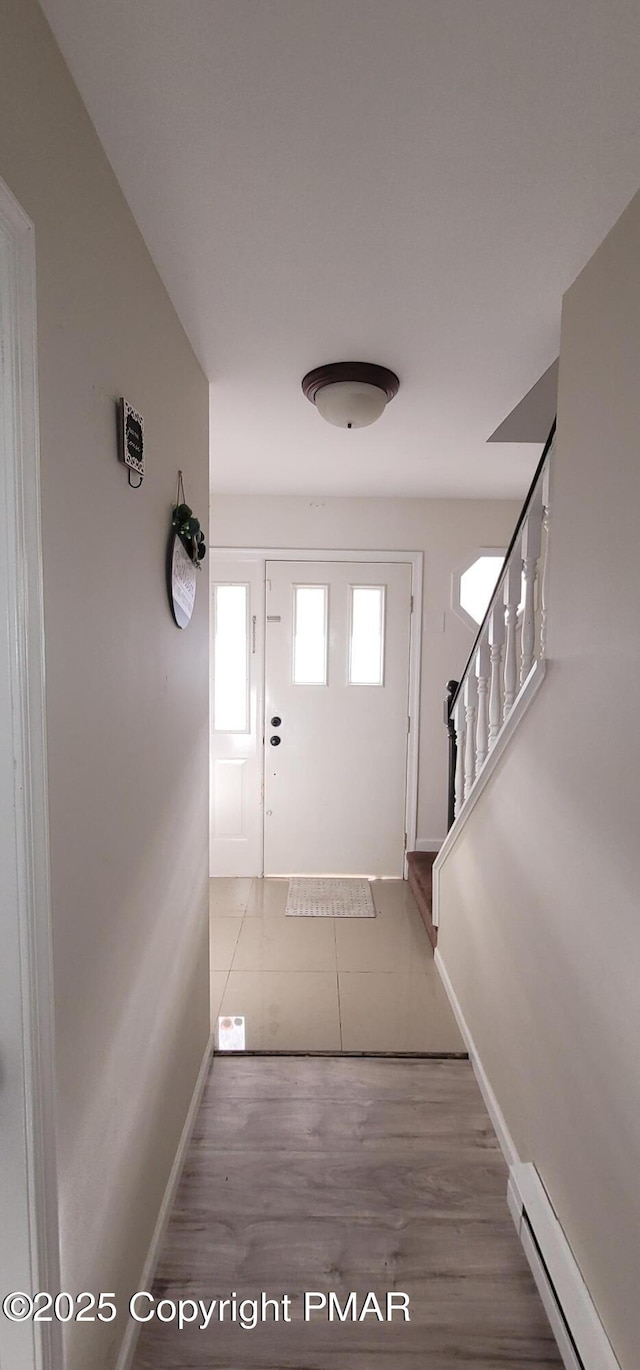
[0,177,63,1370]
[210,547,423,872]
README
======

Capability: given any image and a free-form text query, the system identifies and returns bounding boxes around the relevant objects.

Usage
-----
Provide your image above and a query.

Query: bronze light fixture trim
[302,361,400,429]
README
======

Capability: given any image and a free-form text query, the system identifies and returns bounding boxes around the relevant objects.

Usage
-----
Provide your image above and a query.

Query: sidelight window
[213,583,249,731]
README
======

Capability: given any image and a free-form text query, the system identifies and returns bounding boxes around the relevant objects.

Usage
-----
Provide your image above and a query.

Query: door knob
[270,735,281,746]
[270,715,282,727]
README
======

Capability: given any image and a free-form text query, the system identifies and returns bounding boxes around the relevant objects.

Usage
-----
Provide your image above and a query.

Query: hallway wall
[211,494,521,843]
[0,3,210,1368]
[437,188,640,1368]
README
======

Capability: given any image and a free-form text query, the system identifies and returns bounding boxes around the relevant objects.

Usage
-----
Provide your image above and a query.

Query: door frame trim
[0,177,62,1370]
[211,547,423,874]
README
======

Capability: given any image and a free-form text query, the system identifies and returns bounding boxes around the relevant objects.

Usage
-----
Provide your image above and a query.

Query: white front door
[264,560,412,876]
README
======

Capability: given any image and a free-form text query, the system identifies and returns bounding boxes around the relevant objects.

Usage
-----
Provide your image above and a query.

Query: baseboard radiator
[507,1164,621,1370]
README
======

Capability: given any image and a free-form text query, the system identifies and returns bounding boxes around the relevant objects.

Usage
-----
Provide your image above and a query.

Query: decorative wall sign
[167,529,198,628]
[118,397,144,487]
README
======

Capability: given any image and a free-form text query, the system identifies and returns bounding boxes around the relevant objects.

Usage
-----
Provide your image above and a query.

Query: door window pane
[350,586,385,685]
[213,584,249,731]
[293,585,328,684]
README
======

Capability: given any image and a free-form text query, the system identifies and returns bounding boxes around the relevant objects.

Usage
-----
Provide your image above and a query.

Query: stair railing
[445,419,555,829]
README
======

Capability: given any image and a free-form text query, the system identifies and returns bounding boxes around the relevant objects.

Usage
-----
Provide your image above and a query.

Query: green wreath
[172,473,207,567]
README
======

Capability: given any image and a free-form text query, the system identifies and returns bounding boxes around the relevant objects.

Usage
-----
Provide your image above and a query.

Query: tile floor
[210,877,465,1053]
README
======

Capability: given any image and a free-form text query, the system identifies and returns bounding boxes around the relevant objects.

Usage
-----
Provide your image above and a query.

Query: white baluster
[503,546,521,721]
[454,696,466,817]
[463,672,478,799]
[539,460,551,659]
[488,602,505,747]
[520,558,537,680]
[520,483,543,683]
[475,637,490,770]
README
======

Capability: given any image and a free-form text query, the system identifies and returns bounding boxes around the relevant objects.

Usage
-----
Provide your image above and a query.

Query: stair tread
[407,851,437,950]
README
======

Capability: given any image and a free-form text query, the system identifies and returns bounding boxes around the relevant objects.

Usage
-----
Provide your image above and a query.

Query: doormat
[286,878,376,918]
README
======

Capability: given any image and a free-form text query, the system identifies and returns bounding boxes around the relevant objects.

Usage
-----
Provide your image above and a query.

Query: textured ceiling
[39,0,640,496]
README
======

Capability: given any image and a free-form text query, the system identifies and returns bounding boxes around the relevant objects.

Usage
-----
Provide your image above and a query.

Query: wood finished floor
[133,1057,562,1369]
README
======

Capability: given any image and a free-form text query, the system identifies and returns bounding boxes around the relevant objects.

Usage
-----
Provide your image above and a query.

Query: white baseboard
[435,949,621,1370]
[434,948,519,1166]
[413,838,443,853]
[116,1033,215,1370]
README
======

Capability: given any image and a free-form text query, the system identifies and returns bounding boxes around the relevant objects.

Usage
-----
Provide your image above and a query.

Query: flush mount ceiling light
[302,361,400,429]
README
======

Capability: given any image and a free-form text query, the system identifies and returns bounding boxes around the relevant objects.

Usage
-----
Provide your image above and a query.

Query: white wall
[211,494,521,843]
[0,3,210,1368]
[437,189,640,1369]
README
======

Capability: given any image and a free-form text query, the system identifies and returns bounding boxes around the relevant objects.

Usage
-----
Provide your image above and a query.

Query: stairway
[407,850,438,949]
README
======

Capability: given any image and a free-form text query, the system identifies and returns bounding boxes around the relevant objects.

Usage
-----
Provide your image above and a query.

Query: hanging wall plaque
[118,397,144,487]
[167,529,197,628]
